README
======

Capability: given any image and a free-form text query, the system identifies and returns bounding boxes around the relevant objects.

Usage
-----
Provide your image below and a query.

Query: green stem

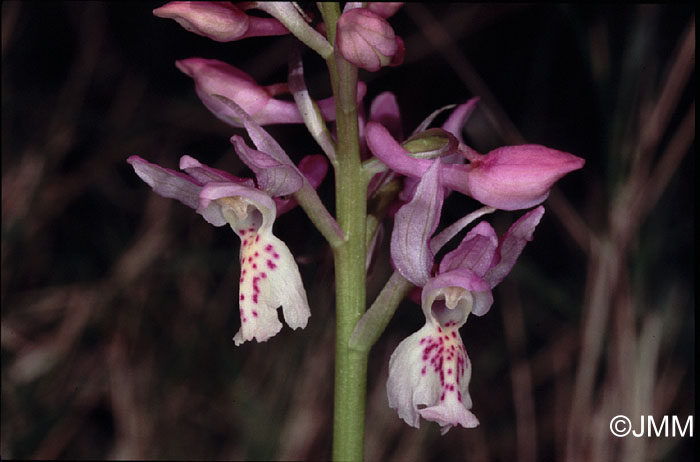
[349,271,414,353]
[319,3,368,461]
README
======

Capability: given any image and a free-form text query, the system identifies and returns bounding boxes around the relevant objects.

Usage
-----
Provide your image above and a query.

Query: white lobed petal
[232,223,310,345]
[387,321,479,432]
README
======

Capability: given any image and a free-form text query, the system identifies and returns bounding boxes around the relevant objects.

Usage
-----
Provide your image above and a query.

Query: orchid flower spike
[153,1,289,42]
[387,206,545,433]
[336,7,404,71]
[126,155,311,345]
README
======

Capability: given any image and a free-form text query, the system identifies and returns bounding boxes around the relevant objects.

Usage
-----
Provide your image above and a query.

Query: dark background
[2,2,694,460]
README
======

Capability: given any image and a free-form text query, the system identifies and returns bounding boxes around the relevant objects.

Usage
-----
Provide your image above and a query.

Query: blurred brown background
[1,3,694,461]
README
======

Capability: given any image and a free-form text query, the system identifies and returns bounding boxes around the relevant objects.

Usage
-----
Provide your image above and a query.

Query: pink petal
[439,221,498,277]
[369,91,403,140]
[441,97,479,144]
[179,154,252,185]
[230,135,303,197]
[390,159,443,286]
[127,155,202,210]
[485,205,545,288]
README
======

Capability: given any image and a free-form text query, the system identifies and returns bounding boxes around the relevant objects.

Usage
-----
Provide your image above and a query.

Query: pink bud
[336,8,402,72]
[176,58,276,124]
[177,58,366,127]
[153,1,289,42]
[464,145,585,210]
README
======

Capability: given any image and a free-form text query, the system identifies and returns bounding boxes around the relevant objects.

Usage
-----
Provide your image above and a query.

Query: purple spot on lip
[267,260,277,269]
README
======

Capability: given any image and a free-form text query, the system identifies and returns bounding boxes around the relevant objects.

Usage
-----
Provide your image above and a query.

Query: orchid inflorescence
[128,1,584,444]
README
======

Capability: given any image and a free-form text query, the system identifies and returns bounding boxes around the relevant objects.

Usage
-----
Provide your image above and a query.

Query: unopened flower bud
[177,58,367,127]
[153,1,288,42]
[176,58,277,124]
[336,8,403,71]
[465,145,585,210]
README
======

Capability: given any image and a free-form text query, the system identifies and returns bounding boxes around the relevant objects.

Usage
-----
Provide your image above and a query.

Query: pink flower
[153,1,289,42]
[126,101,331,345]
[336,8,404,71]
[387,207,545,433]
[127,154,314,345]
